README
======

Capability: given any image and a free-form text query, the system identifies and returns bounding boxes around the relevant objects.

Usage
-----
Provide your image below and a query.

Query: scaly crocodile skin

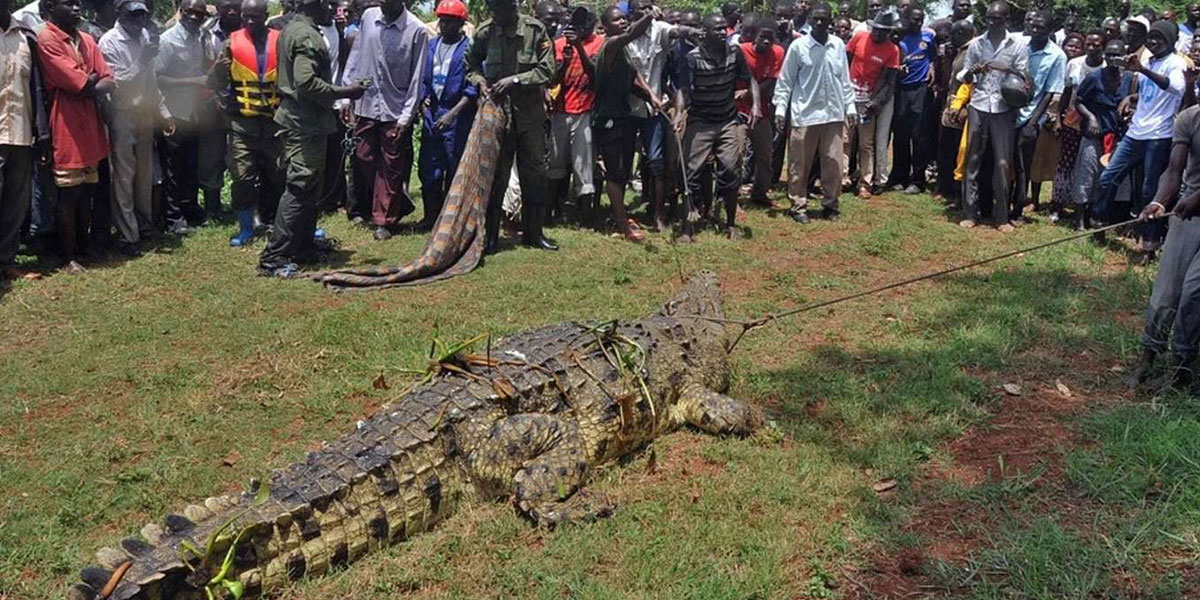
[67,271,763,600]
[314,99,506,291]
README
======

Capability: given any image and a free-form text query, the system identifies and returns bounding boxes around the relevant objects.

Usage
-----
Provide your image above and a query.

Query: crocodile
[67,271,763,600]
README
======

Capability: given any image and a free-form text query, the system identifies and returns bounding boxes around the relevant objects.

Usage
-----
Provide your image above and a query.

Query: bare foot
[997,223,1015,233]
[958,219,976,229]
[726,227,743,241]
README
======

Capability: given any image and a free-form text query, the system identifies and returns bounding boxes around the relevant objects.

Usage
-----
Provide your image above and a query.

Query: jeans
[1092,136,1171,243]
[1143,215,1200,359]
[631,115,667,175]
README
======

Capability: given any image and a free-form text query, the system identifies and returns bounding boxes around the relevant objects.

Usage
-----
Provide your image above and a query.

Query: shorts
[631,115,667,175]
[596,118,635,185]
[53,165,100,188]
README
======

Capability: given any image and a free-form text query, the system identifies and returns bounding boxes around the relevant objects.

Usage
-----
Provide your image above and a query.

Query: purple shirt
[342,6,429,124]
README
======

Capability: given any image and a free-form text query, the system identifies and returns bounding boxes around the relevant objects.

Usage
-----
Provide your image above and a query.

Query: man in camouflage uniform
[467,0,558,252]
[258,0,365,278]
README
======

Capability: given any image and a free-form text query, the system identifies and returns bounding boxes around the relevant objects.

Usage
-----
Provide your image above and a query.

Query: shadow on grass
[0,231,189,303]
[744,262,1150,595]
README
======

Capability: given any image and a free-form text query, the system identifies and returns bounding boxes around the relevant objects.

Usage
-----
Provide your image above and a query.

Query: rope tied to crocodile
[708,215,1165,353]
[313,100,508,291]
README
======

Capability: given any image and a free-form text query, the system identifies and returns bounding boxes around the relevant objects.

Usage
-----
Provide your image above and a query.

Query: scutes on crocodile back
[67,271,733,600]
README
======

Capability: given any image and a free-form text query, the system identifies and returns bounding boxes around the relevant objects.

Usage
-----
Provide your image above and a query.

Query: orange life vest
[229,28,279,118]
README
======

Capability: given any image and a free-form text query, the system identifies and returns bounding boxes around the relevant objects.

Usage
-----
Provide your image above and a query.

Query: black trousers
[963,107,1016,224]
[320,124,348,214]
[937,125,962,200]
[161,127,203,228]
[1012,125,1039,220]
[892,83,932,188]
[771,115,788,186]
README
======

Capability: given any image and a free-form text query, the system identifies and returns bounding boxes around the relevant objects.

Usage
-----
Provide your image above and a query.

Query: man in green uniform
[258,0,364,278]
[467,0,559,252]
[208,0,283,248]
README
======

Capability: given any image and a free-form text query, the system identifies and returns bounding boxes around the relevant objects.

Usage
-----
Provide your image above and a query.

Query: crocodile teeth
[95,546,127,569]
[140,523,165,545]
[183,504,211,522]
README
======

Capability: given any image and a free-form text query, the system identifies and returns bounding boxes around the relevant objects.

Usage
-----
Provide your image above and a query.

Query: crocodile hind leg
[469,413,613,528]
[673,380,763,436]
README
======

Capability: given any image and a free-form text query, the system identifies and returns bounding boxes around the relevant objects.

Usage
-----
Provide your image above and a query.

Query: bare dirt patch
[850,373,1121,598]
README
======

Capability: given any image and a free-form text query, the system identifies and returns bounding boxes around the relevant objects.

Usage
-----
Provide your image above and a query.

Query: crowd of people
[3,0,1200,280]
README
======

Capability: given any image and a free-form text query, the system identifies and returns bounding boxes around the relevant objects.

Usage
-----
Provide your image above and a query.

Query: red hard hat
[436,0,469,19]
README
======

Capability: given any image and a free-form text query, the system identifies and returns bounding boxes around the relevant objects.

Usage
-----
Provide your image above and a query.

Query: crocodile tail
[68,409,461,600]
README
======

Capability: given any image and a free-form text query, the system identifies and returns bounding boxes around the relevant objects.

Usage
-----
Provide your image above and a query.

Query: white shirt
[1127,52,1186,140]
[957,31,1030,114]
[774,33,856,127]
[432,37,464,99]
[12,2,43,33]
[0,22,33,146]
[625,19,674,118]
[1179,23,1195,55]
[1064,55,1102,87]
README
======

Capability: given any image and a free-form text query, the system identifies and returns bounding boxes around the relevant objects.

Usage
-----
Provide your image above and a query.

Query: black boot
[204,188,230,224]
[1165,355,1194,390]
[522,204,559,251]
[1125,348,1158,387]
[484,201,501,255]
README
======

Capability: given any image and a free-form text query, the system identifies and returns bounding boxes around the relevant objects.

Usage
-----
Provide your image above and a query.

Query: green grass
[1,188,1195,599]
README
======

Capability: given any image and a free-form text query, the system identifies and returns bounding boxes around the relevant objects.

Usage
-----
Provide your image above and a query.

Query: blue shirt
[1075,69,1133,137]
[1017,39,1066,126]
[898,30,935,86]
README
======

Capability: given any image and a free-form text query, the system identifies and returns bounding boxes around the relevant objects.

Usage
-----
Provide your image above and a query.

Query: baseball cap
[1126,15,1151,31]
[117,0,148,12]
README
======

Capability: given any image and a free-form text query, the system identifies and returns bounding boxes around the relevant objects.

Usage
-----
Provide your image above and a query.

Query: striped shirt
[680,43,751,124]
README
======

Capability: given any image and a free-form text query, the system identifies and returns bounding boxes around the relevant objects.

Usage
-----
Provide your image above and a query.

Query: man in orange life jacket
[208,0,285,246]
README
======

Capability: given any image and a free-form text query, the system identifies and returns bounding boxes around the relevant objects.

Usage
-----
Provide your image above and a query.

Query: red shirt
[736,42,784,117]
[846,30,900,101]
[553,34,604,114]
[37,23,112,169]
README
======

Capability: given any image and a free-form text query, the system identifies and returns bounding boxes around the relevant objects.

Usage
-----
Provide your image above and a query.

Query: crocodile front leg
[467,414,613,528]
[673,380,763,436]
